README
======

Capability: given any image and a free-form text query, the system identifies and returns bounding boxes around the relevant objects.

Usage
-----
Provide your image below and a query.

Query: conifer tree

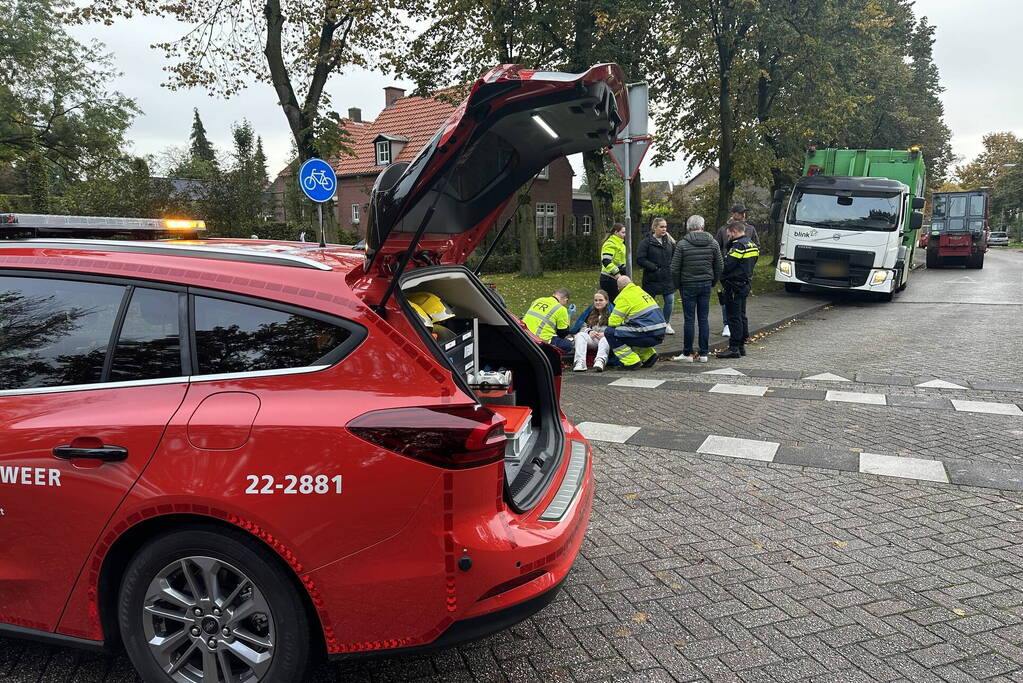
[189,109,217,164]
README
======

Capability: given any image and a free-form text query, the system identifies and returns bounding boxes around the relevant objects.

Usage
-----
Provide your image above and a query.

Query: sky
[72,0,1023,186]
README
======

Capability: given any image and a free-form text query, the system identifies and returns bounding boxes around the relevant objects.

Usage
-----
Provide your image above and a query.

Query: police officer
[604,276,666,370]
[716,223,760,359]
[523,288,573,354]
[600,223,628,303]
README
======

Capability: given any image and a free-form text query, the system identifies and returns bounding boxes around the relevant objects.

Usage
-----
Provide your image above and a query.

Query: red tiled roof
[332,95,459,178]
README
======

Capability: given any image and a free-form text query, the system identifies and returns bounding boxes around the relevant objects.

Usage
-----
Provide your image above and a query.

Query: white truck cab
[774,175,924,301]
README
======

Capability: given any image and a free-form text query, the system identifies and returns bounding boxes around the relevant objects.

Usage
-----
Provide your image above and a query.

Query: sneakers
[573,361,587,372]
[665,324,675,335]
[672,353,694,362]
[593,358,606,372]
[721,325,731,337]
[641,352,659,368]
[698,355,709,363]
[716,348,741,359]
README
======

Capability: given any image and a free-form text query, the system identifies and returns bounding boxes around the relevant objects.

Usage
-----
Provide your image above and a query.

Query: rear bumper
[329,576,565,660]
[303,426,593,655]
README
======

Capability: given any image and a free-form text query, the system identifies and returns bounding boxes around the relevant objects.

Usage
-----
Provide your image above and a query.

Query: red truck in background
[925,190,989,269]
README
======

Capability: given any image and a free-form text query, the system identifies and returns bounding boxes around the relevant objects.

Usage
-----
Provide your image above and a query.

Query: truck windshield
[789,191,901,231]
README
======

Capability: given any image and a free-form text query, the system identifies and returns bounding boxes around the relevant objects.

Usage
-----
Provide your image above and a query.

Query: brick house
[330,88,576,240]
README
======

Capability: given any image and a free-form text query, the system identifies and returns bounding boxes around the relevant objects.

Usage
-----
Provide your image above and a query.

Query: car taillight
[348,406,507,469]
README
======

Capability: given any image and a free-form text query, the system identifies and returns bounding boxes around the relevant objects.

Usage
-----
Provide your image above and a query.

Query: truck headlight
[778,260,792,276]
[870,270,889,285]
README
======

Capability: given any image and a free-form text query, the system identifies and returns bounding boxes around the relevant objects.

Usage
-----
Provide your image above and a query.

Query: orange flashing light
[163,219,206,230]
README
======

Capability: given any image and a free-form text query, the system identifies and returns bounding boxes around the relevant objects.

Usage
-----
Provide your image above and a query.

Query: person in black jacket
[716,222,760,359]
[636,217,677,334]
[714,205,759,337]
[670,215,723,362]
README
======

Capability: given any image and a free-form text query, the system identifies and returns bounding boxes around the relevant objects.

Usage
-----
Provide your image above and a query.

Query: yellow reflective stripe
[730,251,760,259]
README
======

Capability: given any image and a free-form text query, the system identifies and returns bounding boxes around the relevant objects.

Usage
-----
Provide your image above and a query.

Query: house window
[375,140,391,165]
[535,165,550,180]
[580,215,592,235]
[351,203,360,223]
[535,203,557,240]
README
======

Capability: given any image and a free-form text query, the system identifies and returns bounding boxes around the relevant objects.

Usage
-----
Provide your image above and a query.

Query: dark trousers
[600,274,620,303]
[550,336,573,355]
[604,327,662,366]
[722,288,749,350]
[681,281,712,355]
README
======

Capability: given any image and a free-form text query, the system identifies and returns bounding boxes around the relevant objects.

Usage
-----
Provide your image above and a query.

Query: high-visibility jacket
[600,234,627,276]
[607,283,666,340]
[523,296,569,342]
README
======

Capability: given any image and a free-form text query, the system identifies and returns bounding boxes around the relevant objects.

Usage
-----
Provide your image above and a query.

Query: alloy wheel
[141,555,275,683]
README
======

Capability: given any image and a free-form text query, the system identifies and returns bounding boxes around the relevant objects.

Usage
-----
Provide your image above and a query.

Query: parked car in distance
[989,231,1009,246]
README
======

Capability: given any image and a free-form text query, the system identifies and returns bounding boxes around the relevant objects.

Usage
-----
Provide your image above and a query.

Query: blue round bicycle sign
[298,158,337,203]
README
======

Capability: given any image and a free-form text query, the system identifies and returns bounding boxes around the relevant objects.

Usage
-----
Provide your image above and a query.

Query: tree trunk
[516,188,542,277]
[263,0,319,161]
[716,71,736,231]
[583,150,614,237]
[767,168,788,265]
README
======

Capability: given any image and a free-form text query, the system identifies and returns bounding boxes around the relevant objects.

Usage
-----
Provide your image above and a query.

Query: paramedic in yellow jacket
[604,276,666,369]
[523,288,573,354]
[600,223,628,303]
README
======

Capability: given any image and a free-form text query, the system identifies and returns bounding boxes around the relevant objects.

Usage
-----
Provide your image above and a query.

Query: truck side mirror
[912,197,925,210]
[770,201,783,223]
[910,212,923,231]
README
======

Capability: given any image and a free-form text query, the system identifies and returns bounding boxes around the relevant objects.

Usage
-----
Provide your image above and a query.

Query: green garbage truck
[772,147,927,301]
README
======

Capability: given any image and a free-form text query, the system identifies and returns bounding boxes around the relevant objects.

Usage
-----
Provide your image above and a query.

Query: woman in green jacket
[599,223,628,302]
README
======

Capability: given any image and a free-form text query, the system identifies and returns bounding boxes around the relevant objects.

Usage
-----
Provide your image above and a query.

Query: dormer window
[375,140,391,166]
[373,134,409,166]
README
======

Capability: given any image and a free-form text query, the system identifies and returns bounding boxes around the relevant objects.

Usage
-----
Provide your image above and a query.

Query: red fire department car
[0,63,627,681]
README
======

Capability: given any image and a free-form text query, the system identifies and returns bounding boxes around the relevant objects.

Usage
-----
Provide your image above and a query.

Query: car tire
[784,283,801,293]
[119,525,312,683]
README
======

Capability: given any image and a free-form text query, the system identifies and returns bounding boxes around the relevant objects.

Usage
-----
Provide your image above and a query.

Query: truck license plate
[818,261,848,277]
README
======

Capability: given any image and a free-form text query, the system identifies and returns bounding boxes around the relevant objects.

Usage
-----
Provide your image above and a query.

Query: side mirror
[912,197,925,210]
[773,189,785,202]
[910,212,923,231]
[770,201,784,223]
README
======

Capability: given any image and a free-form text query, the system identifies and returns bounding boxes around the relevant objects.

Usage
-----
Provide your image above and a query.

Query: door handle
[52,444,128,462]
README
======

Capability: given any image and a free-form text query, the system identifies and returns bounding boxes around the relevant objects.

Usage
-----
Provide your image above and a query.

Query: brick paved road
[5,446,1022,682]
[2,252,1022,681]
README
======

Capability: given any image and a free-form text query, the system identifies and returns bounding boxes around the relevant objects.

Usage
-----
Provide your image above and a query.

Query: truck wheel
[784,283,801,293]
[926,250,938,269]
[119,525,313,683]
[969,254,985,269]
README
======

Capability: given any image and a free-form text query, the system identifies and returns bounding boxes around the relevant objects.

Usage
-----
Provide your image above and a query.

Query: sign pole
[318,203,325,248]
[623,141,632,278]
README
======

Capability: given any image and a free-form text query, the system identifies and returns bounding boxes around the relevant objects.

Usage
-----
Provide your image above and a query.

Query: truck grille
[794,246,873,287]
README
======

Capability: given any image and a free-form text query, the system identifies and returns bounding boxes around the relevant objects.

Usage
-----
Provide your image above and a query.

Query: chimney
[347,107,362,123]
[383,86,406,109]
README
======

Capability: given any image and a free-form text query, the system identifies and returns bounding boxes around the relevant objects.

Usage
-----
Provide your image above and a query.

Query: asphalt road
[2,249,1022,682]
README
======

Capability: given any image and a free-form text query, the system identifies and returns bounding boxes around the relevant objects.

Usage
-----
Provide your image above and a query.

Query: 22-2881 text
[244,474,342,495]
